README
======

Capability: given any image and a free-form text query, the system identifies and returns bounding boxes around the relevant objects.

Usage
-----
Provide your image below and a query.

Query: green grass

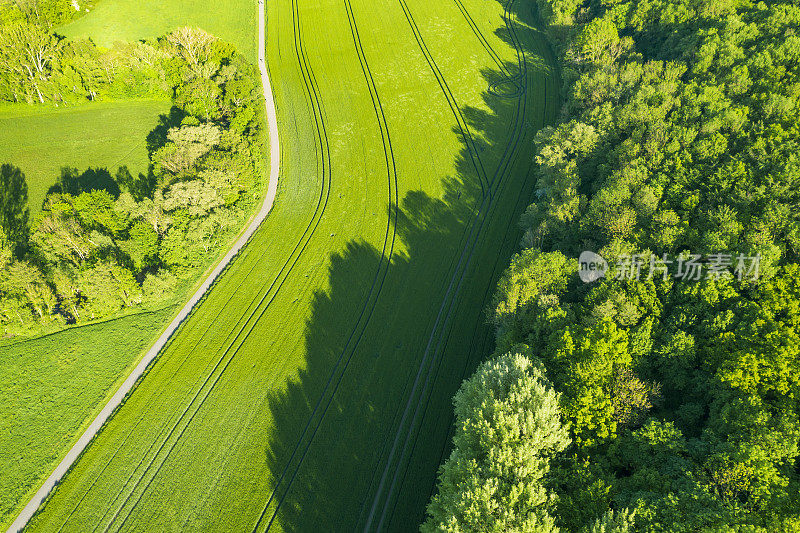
[26,0,559,531]
[0,98,174,530]
[0,99,170,214]
[59,0,259,62]
[0,303,179,531]
[0,1,262,526]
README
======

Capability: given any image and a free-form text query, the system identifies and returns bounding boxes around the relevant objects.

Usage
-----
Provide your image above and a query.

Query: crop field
[26,0,558,530]
[60,0,258,62]
[0,99,169,214]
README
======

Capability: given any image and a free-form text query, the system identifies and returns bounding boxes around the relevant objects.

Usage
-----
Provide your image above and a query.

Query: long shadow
[47,167,121,198]
[44,107,185,204]
[0,163,30,256]
[46,165,158,203]
[40,105,184,206]
[258,0,560,531]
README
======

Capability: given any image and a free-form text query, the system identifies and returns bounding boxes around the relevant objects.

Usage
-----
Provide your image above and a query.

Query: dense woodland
[425,0,800,530]
[0,2,265,337]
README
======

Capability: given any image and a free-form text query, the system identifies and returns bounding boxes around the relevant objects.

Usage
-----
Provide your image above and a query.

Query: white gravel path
[7,2,279,530]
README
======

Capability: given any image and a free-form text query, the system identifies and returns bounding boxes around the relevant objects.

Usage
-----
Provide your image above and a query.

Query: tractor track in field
[451,0,525,99]
[56,270,277,532]
[132,0,547,527]
[433,3,555,481]
[55,1,335,529]
[260,0,520,526]
[453,0,514,77]
[93,2,343,531]
[362,0,535,529]
[252,0,401,529]
[53,242,303,531]
[56,0,401,527]
[21,0,552,530]
[400,0,535,500]
[82,204,333,531]
[393,0,493,201]
[377,2,534,524]
[55,282,255,533]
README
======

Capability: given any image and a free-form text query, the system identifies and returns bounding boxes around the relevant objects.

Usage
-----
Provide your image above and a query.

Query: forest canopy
[426,0,800,530]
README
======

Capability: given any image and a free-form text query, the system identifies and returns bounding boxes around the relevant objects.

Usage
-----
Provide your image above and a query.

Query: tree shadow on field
[260,2,559,531]
[44,106,184,204]
[146,106,186,154]
[48,166,121,198]
[0,163,30,256]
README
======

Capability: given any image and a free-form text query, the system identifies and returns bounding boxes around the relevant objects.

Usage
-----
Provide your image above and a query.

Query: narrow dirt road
[6,2,279,530]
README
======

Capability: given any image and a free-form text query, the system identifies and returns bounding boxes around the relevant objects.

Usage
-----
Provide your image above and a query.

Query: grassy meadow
[0,98,170,529]
[26,0,559,531]
[60,0,259,62]
[0,303,179,530]
[0,99,169,214]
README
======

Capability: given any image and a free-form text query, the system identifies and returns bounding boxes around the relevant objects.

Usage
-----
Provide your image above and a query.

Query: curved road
[6,1,279,531]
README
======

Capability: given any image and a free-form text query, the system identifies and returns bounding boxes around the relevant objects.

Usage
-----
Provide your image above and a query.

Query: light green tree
[491,249,574,344]
[76,261,141,319]
[32,211,95,266]
[0,228,12,269]
[585,509,635,533]
[118,220,159,273]
[152,123,222,175]
[162,179,224,217]
[573,18,624,65]
[165,27,216,66]
[422,351,570,533]
[0,20,62,102]
[549,320,631,446]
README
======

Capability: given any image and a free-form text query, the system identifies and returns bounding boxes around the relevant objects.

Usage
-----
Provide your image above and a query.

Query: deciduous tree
[165,27,215,66]
[422,351,570,533]
[0,20,61,102]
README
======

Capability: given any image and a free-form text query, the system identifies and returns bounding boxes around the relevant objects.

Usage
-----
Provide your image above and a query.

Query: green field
[0,99,169,214]
[0,303,178,530]
[26,0,558,530]
[0,1,259,528]
[0,98,173,530]
[60,0,258,62]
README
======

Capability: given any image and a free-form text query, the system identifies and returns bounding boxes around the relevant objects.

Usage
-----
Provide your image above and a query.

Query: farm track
[88,3,344,531]
[18,0,557,529]
[7,2,283,531]
[362,0,532,528]
[96,0,402,527]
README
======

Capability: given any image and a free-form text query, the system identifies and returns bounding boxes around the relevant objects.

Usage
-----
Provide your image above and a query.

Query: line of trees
[421,350,570,532]
[0,0,95,30]
[425,0,800,530]
[0,26,266,338]
[0,1,213,104]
